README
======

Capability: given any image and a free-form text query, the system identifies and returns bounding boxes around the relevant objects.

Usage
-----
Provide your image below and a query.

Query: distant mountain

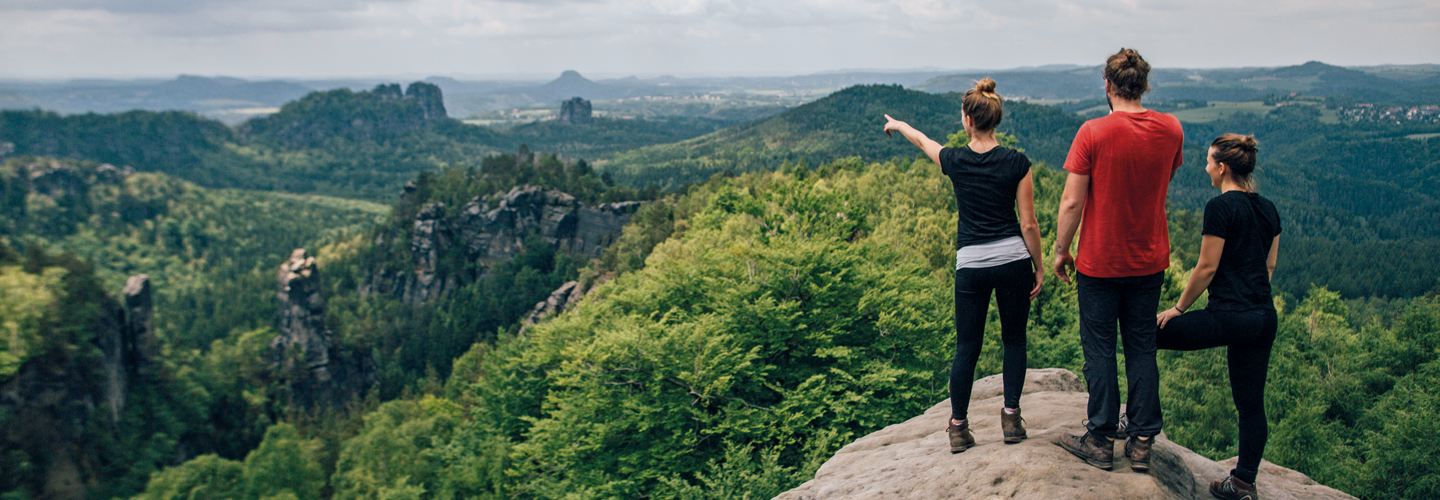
[917,61,1440,104]
[604,84,1085,188]
[0,75,313,122]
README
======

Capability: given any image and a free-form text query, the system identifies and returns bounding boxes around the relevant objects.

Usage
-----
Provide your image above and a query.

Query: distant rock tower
[559,97,593,125]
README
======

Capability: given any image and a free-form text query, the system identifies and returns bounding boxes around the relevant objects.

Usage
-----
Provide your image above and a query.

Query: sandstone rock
[776,368,1355,500]
[406,82,448,120]
[559,97,593,125]
[272,249,373,409]
[26,161,84,197]
[520,281,583,335]
[0,274,157,500]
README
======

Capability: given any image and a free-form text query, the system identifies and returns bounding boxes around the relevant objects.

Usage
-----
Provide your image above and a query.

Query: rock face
[405,82,447,120]
[776,368,1355,500]
[0,274,156,500]
[559,97,593,125]
[272,249,373,409]
[362,186,639,305]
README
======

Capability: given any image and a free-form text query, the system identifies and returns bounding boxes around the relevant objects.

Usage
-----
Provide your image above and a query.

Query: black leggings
[1157,307,1277,485]
[950,258,1032,421]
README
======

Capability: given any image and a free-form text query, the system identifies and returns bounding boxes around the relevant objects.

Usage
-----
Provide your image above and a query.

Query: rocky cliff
[777,368,1355,500]
[239,81,449,149]
[272,249,374,409]
[559,97,594,125]
[0,274,156,500]
[362,185,639,305]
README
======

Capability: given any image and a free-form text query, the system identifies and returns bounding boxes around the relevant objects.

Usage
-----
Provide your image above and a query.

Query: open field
[1406,132,1440,140]
[1172,101,1276,123]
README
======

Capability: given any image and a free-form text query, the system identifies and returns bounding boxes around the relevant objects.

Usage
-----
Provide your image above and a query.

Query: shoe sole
[1004,434,1026,444]
[1130,460,1149,472]
[950,443,972,453]
[1209,482,1256,500]
[1059,440,1113,470]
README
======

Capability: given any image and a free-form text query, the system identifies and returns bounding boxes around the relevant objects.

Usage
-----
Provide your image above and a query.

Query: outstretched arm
[883,114,944,165]
[1051,172,1089,283]
[1157,235,1224,328]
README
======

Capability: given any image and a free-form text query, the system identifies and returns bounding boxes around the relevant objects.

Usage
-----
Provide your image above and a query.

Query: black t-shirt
[939,146,1031,249]
[1203,191,1282,311]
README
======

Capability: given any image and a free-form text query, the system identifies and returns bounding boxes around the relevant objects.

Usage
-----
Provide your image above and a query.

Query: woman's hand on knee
[1156,307,1183,328]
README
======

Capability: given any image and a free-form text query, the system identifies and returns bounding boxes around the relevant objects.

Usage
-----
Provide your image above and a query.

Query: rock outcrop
[272,249,373,409]
[777,368,1355,500]
[559,97,593,125]
[0,274,156,500]
[362,186,639,306]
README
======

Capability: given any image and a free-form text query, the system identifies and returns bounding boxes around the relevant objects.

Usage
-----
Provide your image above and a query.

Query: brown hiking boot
[1210,475,1259,500]
[1058,430,1114,470]
[1001,408,1027,443]
[1125,435,1152,472]
[948,419,975,453]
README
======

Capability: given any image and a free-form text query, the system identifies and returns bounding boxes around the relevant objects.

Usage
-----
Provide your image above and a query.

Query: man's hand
[883,114,906,137]
[1053,250,1076,284]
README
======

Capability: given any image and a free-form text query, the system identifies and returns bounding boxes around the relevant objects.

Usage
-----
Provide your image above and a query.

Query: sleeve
[1202,197,1229,239]
[1064,124,1093,175]
[938,146,958,176]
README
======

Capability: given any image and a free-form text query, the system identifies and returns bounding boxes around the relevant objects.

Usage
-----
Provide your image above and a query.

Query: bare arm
[1016,172,1045,300]
[1157,235,1225,327]
[1051,172,1090,283]
[883,114,944,165]
[1267,235,1280,280]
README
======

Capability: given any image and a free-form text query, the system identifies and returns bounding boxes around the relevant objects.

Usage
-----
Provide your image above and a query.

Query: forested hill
[0,85,731,200]
[602,84,1085,188]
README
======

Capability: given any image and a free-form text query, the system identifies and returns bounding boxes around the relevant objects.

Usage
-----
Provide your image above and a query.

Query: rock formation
[0,274,156,500]
[362,185,639,306]
[272,249,373,409]
[559,97,593,125]
[777,368,1355,500]
[405,82,448,120]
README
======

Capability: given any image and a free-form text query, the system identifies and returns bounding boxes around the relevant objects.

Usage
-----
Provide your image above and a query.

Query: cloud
[0,0,1436,78]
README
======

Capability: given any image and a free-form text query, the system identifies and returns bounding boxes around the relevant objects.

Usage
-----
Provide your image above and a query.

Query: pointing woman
[883,78,1045,453]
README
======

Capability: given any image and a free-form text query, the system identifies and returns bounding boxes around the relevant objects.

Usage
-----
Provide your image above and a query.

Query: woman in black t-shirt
[1154,134,1280,500]
[883,78,1046,453]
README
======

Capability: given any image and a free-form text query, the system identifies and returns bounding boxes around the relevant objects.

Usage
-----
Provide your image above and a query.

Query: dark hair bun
[1240,135,1259,151]
[975,78,997,94]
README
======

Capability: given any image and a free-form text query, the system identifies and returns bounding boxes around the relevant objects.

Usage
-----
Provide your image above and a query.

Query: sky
[1,0,1437,79]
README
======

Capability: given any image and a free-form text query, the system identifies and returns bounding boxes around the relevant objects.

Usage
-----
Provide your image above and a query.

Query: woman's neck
[968,131,999,153]
[1220,177,1251,194]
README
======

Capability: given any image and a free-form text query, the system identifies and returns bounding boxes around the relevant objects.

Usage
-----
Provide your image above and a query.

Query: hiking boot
[1059,429,1111,472]
[1125,435,1153,472]
[1210,474,1259,500]
[1001,408,1027,444]
[1058,430,1114,470]
[948,419,975,453]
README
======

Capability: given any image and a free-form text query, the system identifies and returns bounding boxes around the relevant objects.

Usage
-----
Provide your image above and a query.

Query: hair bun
[975,78,997,94]
[1241,135,1259,151]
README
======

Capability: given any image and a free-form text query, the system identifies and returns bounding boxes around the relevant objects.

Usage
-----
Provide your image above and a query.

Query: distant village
[1337,103,1440,124]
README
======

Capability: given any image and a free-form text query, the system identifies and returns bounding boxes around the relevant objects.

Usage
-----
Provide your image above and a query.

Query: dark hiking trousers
[1077,271,1164,439]
[1158,307,1277,485]
[950,258,1032,421]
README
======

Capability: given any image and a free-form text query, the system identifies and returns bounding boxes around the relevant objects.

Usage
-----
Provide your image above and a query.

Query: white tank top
[955,236,1030,271]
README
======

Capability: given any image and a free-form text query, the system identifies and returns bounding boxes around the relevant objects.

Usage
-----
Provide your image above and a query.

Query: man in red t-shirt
[1053,48,1184,473]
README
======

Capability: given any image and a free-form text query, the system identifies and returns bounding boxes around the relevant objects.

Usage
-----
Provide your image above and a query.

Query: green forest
[0,80,1438,500]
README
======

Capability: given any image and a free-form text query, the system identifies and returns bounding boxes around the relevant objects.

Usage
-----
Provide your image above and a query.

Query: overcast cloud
[1,0,1436,79]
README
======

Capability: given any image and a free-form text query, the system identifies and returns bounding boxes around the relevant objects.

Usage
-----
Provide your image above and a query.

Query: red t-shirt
[1064,110,1184,278]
